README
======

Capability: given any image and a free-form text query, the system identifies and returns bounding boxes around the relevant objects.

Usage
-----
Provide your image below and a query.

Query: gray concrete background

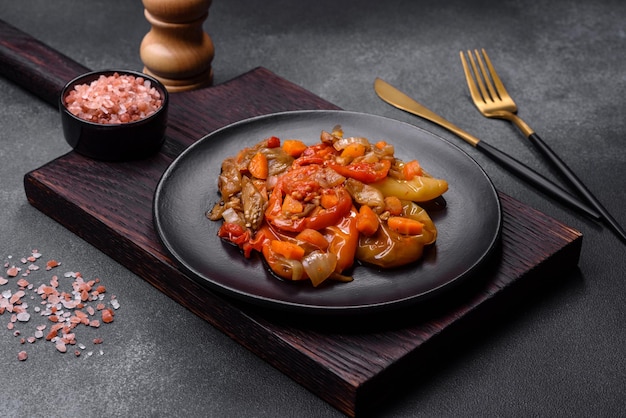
[1,1,624,416]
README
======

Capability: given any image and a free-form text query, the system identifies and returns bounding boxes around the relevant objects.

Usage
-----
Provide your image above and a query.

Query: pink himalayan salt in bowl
[60,70,169,161]
[65,72,162,124]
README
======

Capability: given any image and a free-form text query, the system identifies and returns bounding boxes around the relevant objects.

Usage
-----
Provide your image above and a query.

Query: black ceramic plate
[154,110,501,314]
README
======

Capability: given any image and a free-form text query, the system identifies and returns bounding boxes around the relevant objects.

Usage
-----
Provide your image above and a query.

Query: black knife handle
[476,140,600,220]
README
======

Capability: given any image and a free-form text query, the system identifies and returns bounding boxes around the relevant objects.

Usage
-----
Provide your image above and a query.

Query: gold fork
[460,49,626,243]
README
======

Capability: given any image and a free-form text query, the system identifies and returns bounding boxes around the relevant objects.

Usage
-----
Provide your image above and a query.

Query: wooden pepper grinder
[140,0,214,92]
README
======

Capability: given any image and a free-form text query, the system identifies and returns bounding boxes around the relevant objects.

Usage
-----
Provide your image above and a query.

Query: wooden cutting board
[1,20,582,417]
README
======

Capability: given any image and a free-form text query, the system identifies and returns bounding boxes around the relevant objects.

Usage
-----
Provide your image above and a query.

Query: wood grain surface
[2,19,582,416]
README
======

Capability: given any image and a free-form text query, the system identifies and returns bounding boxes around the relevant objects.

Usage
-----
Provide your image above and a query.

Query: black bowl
[59,69,169,161]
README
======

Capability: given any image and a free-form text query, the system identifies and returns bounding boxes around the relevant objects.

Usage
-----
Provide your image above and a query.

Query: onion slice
[221,207,242,225]
[332,136,369,151]
[302,250,338,287]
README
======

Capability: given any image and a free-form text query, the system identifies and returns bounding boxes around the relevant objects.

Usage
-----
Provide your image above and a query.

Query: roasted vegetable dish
[207,127,448,287]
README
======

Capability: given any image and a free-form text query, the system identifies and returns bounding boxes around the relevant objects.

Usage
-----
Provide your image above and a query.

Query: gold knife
[373,77,600,220]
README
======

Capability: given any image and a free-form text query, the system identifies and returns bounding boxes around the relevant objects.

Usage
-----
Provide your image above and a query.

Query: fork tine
[460,51,486,105]
[466,50,491,103]
[473,49,499,101]
[480,49,510,101]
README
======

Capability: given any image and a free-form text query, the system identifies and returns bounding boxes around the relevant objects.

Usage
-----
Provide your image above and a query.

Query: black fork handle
[528,132,626,243]
[475,140,601,221]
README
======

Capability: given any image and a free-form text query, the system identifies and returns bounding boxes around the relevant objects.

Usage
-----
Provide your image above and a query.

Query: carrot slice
[282,139,308,157]
[320,191,339,209]
[402,160,422,180]
[340,143,366,158]
[270,240,305,261]
[296,228,329,250]
[282,194,304,214]
[356,205,379,236]
[248,152,268,179]
[387,216,424,235]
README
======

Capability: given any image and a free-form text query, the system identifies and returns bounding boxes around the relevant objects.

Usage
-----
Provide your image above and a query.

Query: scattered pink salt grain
[16,312,30,322]
[64,72,162,124]
[45,260,60,271]
[101,308,114,324]
[17,351,28,361]
[10,290,25,304]
[2,250,120,361]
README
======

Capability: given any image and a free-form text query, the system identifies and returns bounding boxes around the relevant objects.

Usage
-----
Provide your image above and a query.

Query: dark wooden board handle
[0,19,89,107]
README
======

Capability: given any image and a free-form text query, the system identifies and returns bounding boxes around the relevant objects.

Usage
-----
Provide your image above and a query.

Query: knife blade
[373,77,600,220]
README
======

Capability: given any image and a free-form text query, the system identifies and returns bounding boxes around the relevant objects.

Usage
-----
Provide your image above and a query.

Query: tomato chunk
[329,159,391,183]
